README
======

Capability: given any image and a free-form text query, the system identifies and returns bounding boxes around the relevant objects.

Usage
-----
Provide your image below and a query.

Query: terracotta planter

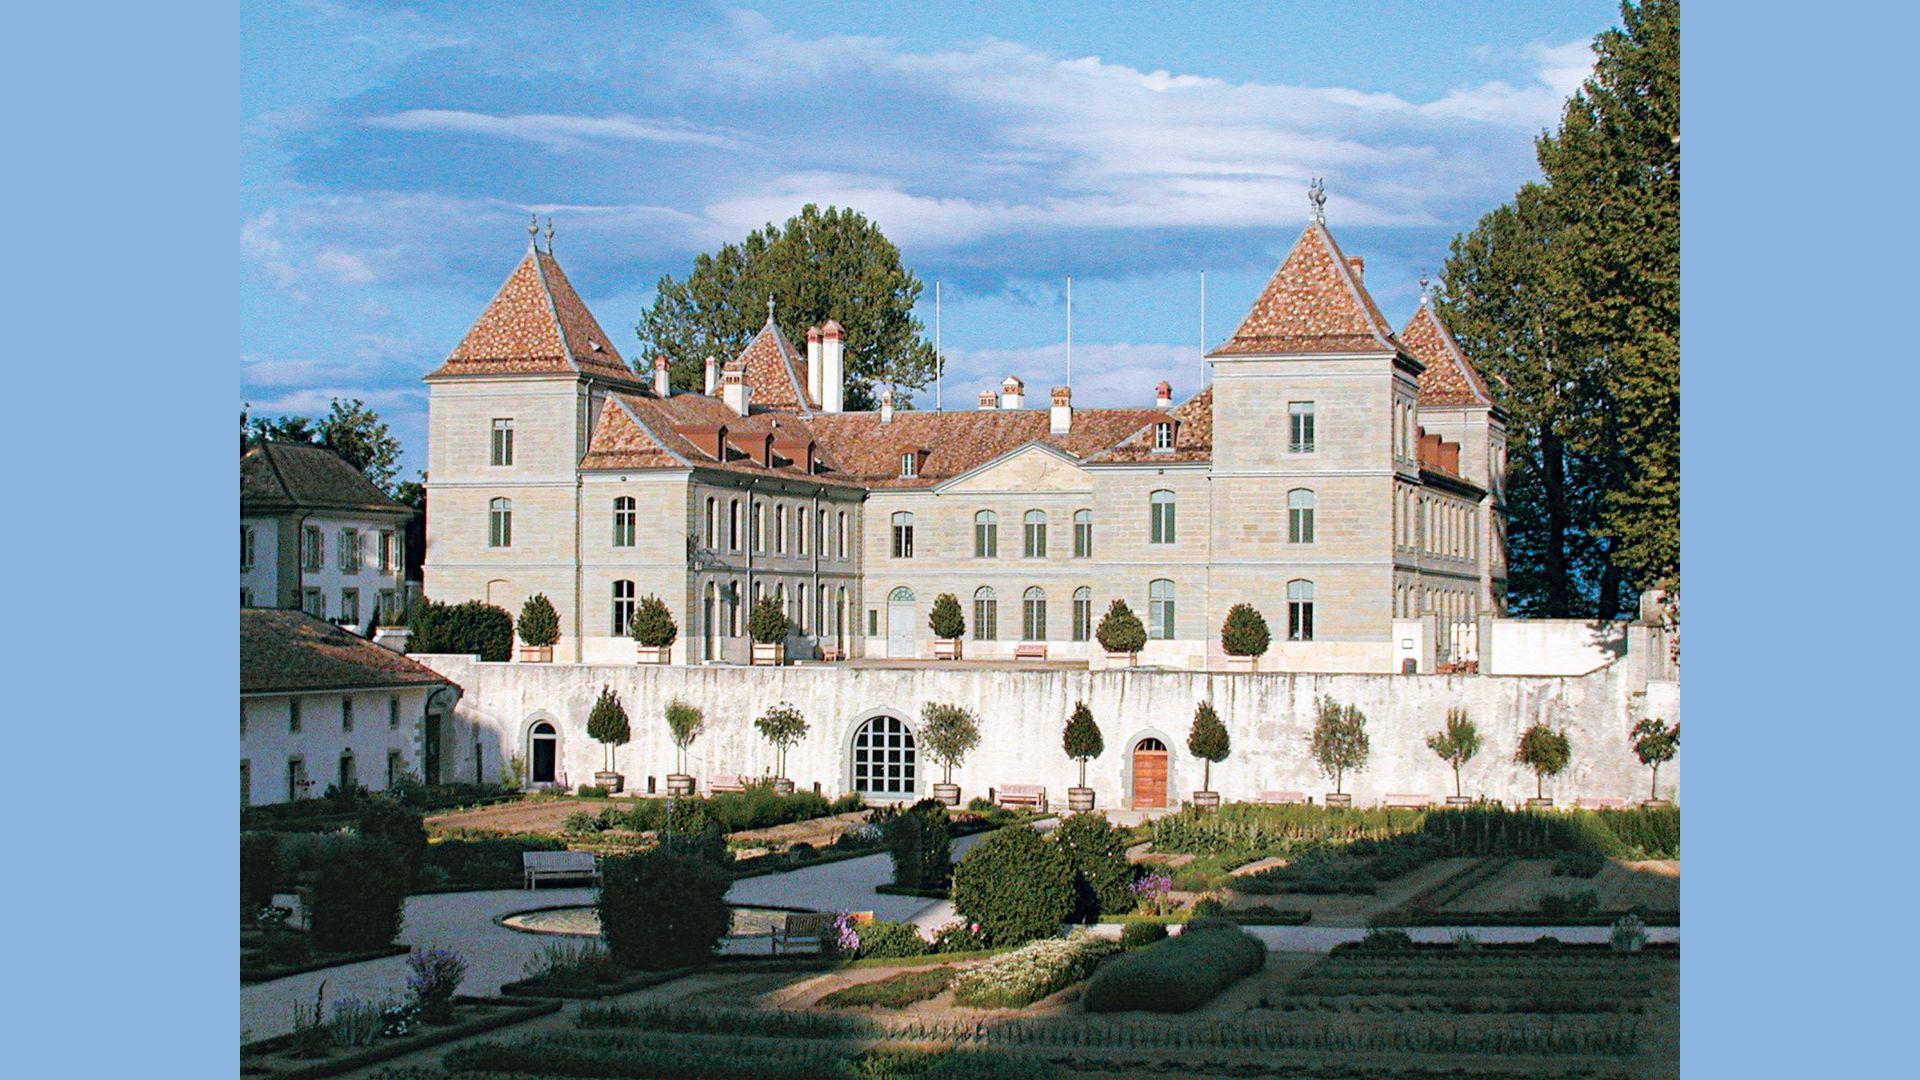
[1105,651,1138,668]
[665,774,695,796]
[1445,795,1475,807]
[593,771,625,794]
[518,644,553,663]
[634,644,670,665]
[1225,655,1257,673]
[1192,790,1221,809]
[933,638,963,660]
[1067,786,1096,812]
[773,778,795,795]
[1525,797,1554,809]
[750,642,786,666]
[1324,792,1352,808]
[932,782,961,806]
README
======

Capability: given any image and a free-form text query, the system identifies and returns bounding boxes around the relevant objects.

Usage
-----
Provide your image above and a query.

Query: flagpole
[935,281,942,411]
[1066,275,1073,390]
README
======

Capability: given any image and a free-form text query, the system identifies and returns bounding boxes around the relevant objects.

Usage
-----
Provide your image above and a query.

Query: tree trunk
[1453,765,1463,799]
[1078,759,1087,788]
[1203,759,1212,791]
[1650,763,1659,801]
[1596,537,1623,621]
[1536,771,1544,800]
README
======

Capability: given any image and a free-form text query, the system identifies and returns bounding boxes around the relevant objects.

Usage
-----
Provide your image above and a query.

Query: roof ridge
[253,441,296,502]
[529,249,583,377]
[1313,223,1400,351]
[610,393,693,468]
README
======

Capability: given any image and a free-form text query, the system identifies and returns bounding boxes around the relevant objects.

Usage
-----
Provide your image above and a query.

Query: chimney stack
[653,355,671,398]
[722,364,751,417]
[1155,380,1173,408]
[978,389,997,410]
[704,355,719,396]
[1346,256,1364,281]
[1050,386,1072,435]
[819,321,846,413]
[805,326,823,406]
[999,375,1025,410]
[879,386,895,424]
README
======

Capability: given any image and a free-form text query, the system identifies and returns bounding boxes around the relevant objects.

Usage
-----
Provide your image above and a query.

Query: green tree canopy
[1062,701,1104,788]
[754,701,809,779]
[587,686,631,772]
[1629,717,1679,800]
[1187,701,1230,792]
[920,702,982,783]
[517,593,560,648]
[665,698,705,775]
[1219,603,1271,658]
[629,595,678,648]
[243,398,404,495]
[747,596,791,645]
[1514,723,1573,799]
[928,593,966,641]
[1425,707,1482,799]
[637,204,938,410]
[1310,697,1370,795]
[1095,599,1147,655]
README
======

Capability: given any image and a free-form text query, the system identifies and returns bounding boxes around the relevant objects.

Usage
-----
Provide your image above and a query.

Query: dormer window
[1153,422,1175,451]
[900,451,918,478]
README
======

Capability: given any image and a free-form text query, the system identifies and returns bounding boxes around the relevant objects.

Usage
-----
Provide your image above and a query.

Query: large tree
[243,397,405,496]
[637,204,938,410]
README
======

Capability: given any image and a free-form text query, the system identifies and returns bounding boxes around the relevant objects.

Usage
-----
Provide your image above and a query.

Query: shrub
[932,920,989,953]
[329,995,386,1048]
[658,800,730,865]
[422,836,566,888]
[1425,708,1481,800]
[1119,921,1169,948]
[1082,922,1265,1012]
[1611,913,1649,953]
[598,850,732,969]
[747,595,790,645]
[308,837,407,952]
[1553,850,1605,878]
[1354,927,1415,952]
[927,592,965,640]
[405,947,466,1024]
[830,792,867,814]
[884,800,951,889]
[1094,599,1147,655]
[665,699,705,775]
[516,593,560,647]
[1061,701,1104,789]
[1148,802,1424,855]
[854,920,930,959]
[786,842,816,861]
[355,796,427,883]
[754,701,809,780]
[241,832,282,917]
[1601,804,1680,858]
[587,686,632,775]
[1219,602,1270,657]
[920,702,981,786]
[629,595,678,648]
[563,809,603,835]
[1186,701,1230,792]
[1515,723,1572,800]
[1630,717,1680,801]
[576,784,611,800]
[1310,697,1370,795]
[1190,896,1226,918]
[950,933,1120,1008]
[951,825,1074,946]
[1537,890,1600,918]
[1052,812,1135,921]
[522,939,624,989]
[408,598,512,661]
[1420,805,1626,858]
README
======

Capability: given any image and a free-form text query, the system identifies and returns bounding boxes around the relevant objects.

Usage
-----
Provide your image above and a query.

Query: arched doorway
[887,587,917,658]
[1131,737,1169,809]
[850,714,917,800]
[530,721,558,786]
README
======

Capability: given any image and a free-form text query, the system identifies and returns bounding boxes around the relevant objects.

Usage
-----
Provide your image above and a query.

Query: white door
[887,587,916,658]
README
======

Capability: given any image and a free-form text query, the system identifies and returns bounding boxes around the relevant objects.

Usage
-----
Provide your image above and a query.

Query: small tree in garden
[598,849,732,969]
[1515,723,1572,800]
[1630,718,1680,800]
[1053,811,1136,921]
[665,698,705,775]
[629,595,678,648]
[754,701,809,780]
[516,593,560,648]
[1310,697,1370,796]
[1062,700,1105,789]
[355,796,427,884]
[1095,599,1147,656]
[748,595,790,645]
[928,592,965,640]
[1425,707,1482,799]
[921,702,981,785]
[587,686,631,774]
[1187,701,1230,792]
[1219,603,1270,659]
[950,824,1074,945]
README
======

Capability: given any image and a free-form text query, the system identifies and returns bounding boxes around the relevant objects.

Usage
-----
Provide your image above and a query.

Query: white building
[241,441,413,629]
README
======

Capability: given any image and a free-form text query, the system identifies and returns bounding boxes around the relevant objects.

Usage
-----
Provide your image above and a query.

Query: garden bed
[240,937,409,985]
[497,964,696,1001]
[873,883,949,899]
[1392,909,1681,928]
[1097,905,1310,927]
[238,995,558,1078]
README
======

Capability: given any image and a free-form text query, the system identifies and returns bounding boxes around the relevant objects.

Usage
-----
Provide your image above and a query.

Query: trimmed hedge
[1150,802,1426,855]
[241,831,281,916]
[356,796,428,882]
[951,825,1074,946]
[851,920,931,960]
[622,788,837,834]
[409,598,513,661]
[598,850,732,970]
[1082,920,1266,1012]
[950,934,1121,1008]
[422,835,567,889]
[308,836,407,952]
[1053,812,1136,921]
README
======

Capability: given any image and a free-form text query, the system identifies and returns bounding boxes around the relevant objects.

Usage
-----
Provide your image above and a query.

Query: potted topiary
[664,698,704,795]
[754,701,808,794]
[1187,701,1229,808]
[1426,707,1482,806]
[629,595,677,665]
[747,595,790,666]
[1062,701,1104,811]
[586,685,631,793]
[516,593,560,663]
[1630,717,1679,806]
[1515,722,1571,807]
[1311,696,1369,807]
[921,702,981,805]
[1095,599,1146,667]
[1219,603,1269,673]
[928,592,966,660]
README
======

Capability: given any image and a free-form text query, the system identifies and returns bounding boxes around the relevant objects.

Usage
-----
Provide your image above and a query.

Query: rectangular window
[388,750,403,788]
[241,525,255,570]
[1024,517,1046,558]
[302,526,324,571]
[729,502,740,551]
[975,518,997,558]
[289,698,302,733]
[241,760,251,807]
[1149,599,1174,639]
[867,608,878,637]
[388,696,400,730]
[340,589,360,625]
[302,588,324,618]
[241,588,253,607]
[339,528,361,571]
[339,751,357,791]
[900,452,917,478]
[1153,422,1174,450]
[378,531,395,572]
[1288,402,1316,453]
[1289,506,1314,544]
[892,519,914,559]
[377,589,396,623]
[1073,515,1092,558]
[1289,599,1315,641]
[1022,596,1046,641]
[287,757,307,801]
[836,512,846,560]
[1150,496,1176,544]
[341,695,354,732]
[491,418,514,465]
[796,508,807,555]
[753,503,765,553]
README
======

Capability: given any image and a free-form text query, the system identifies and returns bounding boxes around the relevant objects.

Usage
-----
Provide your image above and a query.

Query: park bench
[1576,796,1628,810]
[1257,790,1307,805]
[522,850,599,890]
[995,784,1048,812]
[1013,643,1049,661]
[707,775,751,795]
[817,646,844,662]
[768,911,834,955]
[1382,793,1432,809]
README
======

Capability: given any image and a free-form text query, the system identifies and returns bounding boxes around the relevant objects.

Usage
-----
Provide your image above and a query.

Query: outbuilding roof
[241,609,454,695]
[241,442,410,516]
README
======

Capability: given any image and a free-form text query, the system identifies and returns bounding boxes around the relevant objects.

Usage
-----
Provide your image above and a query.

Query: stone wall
[417,656,1678,808]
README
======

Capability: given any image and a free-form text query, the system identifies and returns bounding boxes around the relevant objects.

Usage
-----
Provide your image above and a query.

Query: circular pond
[501,904,802,938]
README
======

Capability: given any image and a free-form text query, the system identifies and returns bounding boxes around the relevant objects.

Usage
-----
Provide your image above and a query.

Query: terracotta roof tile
[1089,387,1214,464]
[736,317,814,412]
[1211,224,1402,356]
[581,392,851,486]
[1399,303,1495,407]
[241,608,453,695]
[428,249,638,383]
[242,442,410,515]
[805,403,1177,487]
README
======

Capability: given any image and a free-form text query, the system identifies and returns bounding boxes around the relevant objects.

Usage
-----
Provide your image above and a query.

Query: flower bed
[949,933,1121,1009]
[817,966,957,1008]
[238,996,558,1078]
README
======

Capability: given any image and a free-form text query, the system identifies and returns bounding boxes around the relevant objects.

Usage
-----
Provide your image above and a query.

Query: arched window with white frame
[612,579,636,635]
[972,586,997,641]
[1023,509,1047,557]
[974,510,998,558]
[1022,586,1047,641]
[1150,490,1176,544]
[1287,579,1315,641]
[1149,578,1175,639]
[488,498,512,547]
[1288,488,1316,544]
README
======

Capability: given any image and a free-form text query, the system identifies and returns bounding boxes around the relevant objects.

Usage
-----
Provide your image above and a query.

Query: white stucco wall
[1487,619,1627,676]
[240,686,444,806]
[414,656,1677,808]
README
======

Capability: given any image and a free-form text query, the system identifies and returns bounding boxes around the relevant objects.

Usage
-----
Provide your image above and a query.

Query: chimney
[978,389,997,410]
[999,375,1025,410]
[1050,386,1072,435]
[652,355,671,397]
[805,326,823,406]
[819,320,845,413]
[721,364,750,417]
[1155,380,1173,408]
[1346,256,1364,281]
[879,386,895,424]
[703,355,719,396]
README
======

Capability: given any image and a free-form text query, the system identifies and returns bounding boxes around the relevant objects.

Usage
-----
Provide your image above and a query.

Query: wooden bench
[1014,643,1049,661]
[769,911,834,955]
[817,646,844,662]
[995,784,1048,812]
[1382,793,1432,810]
[522,850,599,890]
[1576,796,1628,810]
[1257,790,1307,805]
[706,775,751,795]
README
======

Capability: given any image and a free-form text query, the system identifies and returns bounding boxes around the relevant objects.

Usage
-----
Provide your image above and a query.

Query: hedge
[1052,812,1135,921]
[409,598,513,661]
[1081,920,1266,1012]
[598,850,732,970]
[851,920,930,960]
[421,835,567,889]
[240,832,281,916]
[949,934,1121,1008]
[308,836,407,952]
[951,825,1074,946]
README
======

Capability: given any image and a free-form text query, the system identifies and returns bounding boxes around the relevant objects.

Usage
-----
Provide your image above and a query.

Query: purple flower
[832,912,862,953]
[1130,872,1172,898]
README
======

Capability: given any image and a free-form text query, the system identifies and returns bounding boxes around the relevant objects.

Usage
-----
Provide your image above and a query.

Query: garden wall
[415,656,1678,809]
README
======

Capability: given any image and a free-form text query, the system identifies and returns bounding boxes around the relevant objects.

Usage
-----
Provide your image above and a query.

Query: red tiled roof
[581,392,851,486]
[1211,224,1402,356]
[1088,387,1214,464]
[427,248,638,383]
[805,404,1176,487]
[736,317,814,412]
[1400,303,1495,407]
[242,608,454,695]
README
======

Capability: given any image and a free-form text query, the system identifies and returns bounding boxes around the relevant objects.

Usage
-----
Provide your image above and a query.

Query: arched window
[612,579,636,635]
[1149,490,1176,544]
[1023,510,1047,558]
[529,721,558,784]
[1073,509,1093,558]
[837,511,848,560]
[705,497,717,549]
[1148,578,1175,639]
[891,512,915,559]
[774,505,787,554]
[752,501,765,553]
[1022,586,1047,641]
[1072,586,1092,642]
[778,582,791,626]
[728,499,741,551]
[1287,579,1315,641]
[613,496,636,547]
[851,714,916,798]
[796,505,807,555]
[727,580,741,636]
[488,498,512,547]
[972,586,998,641]
[974,510,998,558]
[1288,489,1316,544]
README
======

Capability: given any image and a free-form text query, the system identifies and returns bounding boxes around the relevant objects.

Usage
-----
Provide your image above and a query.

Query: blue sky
[241,0,1620,477]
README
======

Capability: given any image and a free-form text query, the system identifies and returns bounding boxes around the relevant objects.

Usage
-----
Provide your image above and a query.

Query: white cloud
[366,109,745,152]
[937,341,1203,409]
[314,248,377,285]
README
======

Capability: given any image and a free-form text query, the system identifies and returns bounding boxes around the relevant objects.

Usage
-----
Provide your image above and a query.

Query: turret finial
[527,213,539,250]
[544,217,554,252]
[1419,273,1431,307]
[1308,178,1326,225]
[766,294,777,323]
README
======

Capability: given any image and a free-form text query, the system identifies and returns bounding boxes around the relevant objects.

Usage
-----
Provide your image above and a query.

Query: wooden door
[1132,739,1169,809]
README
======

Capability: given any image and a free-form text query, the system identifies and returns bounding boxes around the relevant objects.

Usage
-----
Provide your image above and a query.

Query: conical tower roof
[1211,221,1402,357]
[428,242,636,383]
[1399,302,1494,407]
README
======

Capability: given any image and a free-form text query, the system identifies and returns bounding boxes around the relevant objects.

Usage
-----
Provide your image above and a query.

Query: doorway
[423,712,442,784]
[530,721,557,785]
[887,587,916,658]
[1131,737,1169,809]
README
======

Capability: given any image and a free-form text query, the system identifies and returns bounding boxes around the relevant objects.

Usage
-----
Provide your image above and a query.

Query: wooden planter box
[1105,651,1138,667]
[931,782,961,806]
[1525,797,1555,809]
[634,644,671,665]
[1323,792,1353,808]
[1445,795,1475,807]
[1191,790,1221,809]
[773,778,795,795]
[593,771,625,794]
[1225,655,1257,673]
[518,644,553,663]
[750,642,786,666]
[933,638,963,660]
[1067,786,1096,812]
[665,774,695,796]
